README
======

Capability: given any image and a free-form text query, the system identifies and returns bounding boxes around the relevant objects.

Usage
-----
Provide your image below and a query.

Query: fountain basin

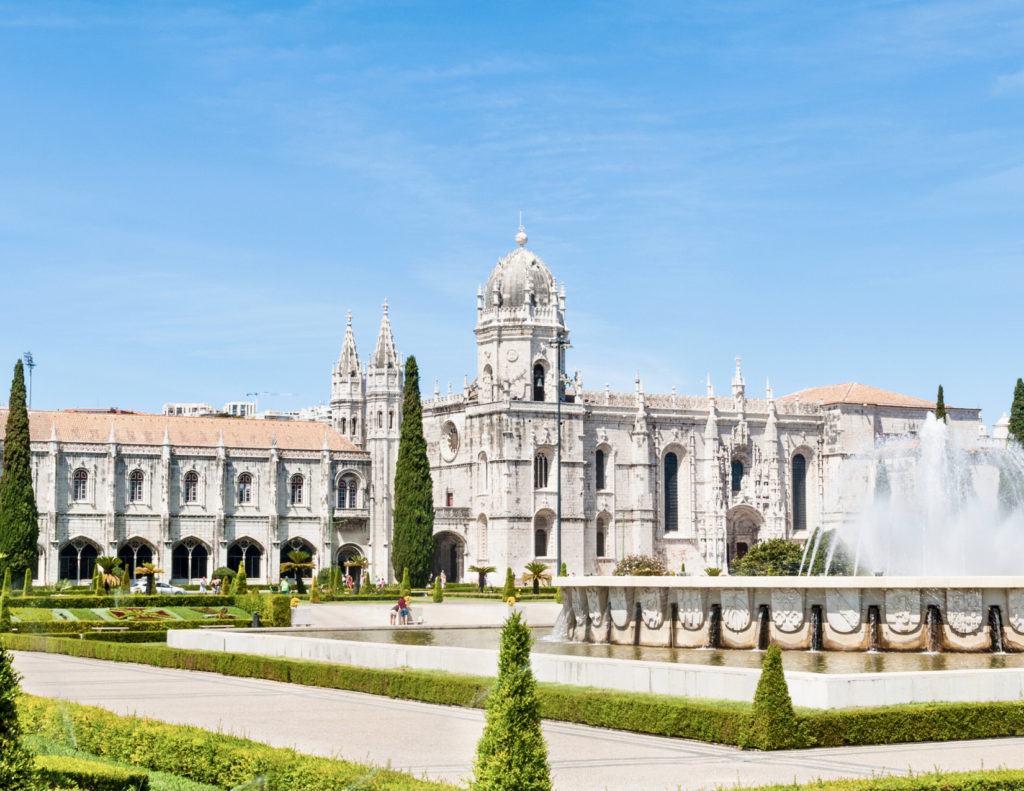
[554,576,1024,652]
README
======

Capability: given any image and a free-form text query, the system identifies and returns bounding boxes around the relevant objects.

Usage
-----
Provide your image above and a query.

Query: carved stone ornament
[1008,590,1024,634]
[826,588,861,634]
[571,587,589,628]
[673,588,705,630]
[885,589,922,634]
[639,588,667,629]
[440,421,459,462]
[586,587,609,629]
[945,589,983,635]
[771,588,804,633]
[721,589,751,632]
[609,587,635,629]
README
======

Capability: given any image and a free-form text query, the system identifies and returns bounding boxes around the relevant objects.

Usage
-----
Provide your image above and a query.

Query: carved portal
[885,589,922,634]
[945,589,983,635]
[639,589,667,629]
[771,588,804,632]
[571,587,589,628]
[609,587,635,629]
[826,589,861,633]
[586,587,609,629]
[674,588,705,630]
[721,589,750,632]
[1008,590,1024,634]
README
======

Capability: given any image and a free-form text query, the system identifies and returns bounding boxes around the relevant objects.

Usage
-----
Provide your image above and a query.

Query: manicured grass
[11,605,250,624]
[26,735,223,791]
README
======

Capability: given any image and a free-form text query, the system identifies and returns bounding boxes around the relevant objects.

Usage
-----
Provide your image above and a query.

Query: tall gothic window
[596,529,606,558]
[172,541,208,580]
[595,449,606,491]
[535,528,548,557]
[183,471,199,504]
[237,472,253,504]
[227,540,261,578]
[59,541,97,582]
[351,417,358,436]
[72,469,88,502]
[792,454,807,531]
[289,474,304,505]
[340,417,347,434]
[388,410,394,429]
[664,453,678,533]
[534,453,549,489]
[117,541,152,579]
[338,475,358,509]
[128,470,144,503]
[731,460,744,493]
[533,363,545,402]
[377,411,383,428]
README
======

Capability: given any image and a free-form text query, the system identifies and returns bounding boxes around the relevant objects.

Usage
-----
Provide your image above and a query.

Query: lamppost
[22,351,35,409]
[548,332,571,574]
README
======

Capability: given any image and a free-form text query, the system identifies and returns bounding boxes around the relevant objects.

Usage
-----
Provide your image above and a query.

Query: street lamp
[548,332,571,574]
[22,352,35,409]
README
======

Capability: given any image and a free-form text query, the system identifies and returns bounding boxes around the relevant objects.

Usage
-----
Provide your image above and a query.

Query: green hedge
[20,695,453,790]
[11,619,245,635]
[737,770,1024,790]
[34,754,150,791]
[15,594,235,609]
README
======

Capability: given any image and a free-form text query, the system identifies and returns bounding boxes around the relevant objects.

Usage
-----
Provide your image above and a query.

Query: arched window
[72,469,88,502]
[664,452,678,532]
[478,452,488,490]
[337,474,358,509]
[172,541,208,580]
[237,472,253,504]
[533,363,545,402]
[227,540,261,579]
[596,529,606,558]
[595,449,606,491]
[535,528,548,557]
[340,417,347,434]
[736,542,749,559]
[792,454,807,531]
[731,460,744,493]
[128,470,144,503]
[351,417,358,436]
[534,453,549,489]
[388,410,394,429]
[183,471,199,504]
[118,540,153,579]
[377,411,383,428]
[58,541,97,582]
[289,474,304,505]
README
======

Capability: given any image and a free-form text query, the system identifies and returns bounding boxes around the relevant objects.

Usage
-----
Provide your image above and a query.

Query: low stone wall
[555,576,1024,652]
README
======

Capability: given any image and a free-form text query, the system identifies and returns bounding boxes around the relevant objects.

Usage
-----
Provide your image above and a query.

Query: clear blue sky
[1,1,1021,425]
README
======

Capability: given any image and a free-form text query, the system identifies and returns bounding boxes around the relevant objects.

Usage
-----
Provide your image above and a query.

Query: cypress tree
[471,610,551,790]
[391,355,434,587]
[0,640,36,790]
[0,361,39,583]
[502,567,515,600]
[935,385,946,423]
[1010,378,1024,445]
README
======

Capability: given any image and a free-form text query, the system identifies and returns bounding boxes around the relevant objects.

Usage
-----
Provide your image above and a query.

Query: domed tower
[474,225,568,403]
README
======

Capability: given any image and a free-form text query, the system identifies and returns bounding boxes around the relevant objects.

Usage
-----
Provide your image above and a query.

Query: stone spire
[706,373,714,397]
[765,376,773,402]
[337,311,360,376]
[372,300,399,370]
[731,356,745,399]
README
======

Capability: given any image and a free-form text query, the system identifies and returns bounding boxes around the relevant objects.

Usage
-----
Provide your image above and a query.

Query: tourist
[199,577,208,593]
[397,595,409,625]
[389,603,399,625]
[211,577,221,594]
[440,570,446,589]
[280,578,290,594]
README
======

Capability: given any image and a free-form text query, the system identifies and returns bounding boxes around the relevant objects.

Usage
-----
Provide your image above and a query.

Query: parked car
[130,580,186,595]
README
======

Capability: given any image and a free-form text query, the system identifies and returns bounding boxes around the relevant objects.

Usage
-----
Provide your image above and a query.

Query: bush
[613,554,666,576]
[742,645,805,750]
[0,591,10,632]
[309,577,321,603]
[211,566,236,581]
[0,637,35,790]
[34,754,149,791]
[731,770,1024,790]
[432,576,443,603]
[501,567,515,599]
[731,539,803,576]
[269,595,292,627]
[14,594,232,609]
[231,569,248,595]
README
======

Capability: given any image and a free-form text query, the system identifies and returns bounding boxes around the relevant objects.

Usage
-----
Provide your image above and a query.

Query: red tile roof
[778,383,936,409]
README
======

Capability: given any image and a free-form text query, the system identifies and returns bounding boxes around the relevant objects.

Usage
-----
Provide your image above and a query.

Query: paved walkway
[13,651,1024,791]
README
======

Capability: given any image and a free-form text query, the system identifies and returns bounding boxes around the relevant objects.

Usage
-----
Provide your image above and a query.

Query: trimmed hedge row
[8,634,1024,750]
[34,754,150,791]
[14,593,236,608]
[11,619,245,635]
[19,695,453,790]
[738,770,1024,790]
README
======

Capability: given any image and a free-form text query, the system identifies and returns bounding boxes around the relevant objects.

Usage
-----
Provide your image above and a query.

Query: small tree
[433,575,443,602]
[501,567,515,599]
[232,568,248,595]
[0,640,36,790]
[468,565,496,593]
[94,556,122,594]
[280,550,314,594]
[1010,378,1024,445]
[935,384,946,423]
[118,567,130,594]
[221,576,232,595]
[0,360,39,585]
[20,569,30,598]
[399,567,411,598]
[0,590,10,632]
[555,562,567,604]
[743,645,804,750]
[90,562,103,596]
[1,568,10,599]
[309,576,321,604]
[522,562,551,595]
[471,610,551,790]
[134,563,162,595]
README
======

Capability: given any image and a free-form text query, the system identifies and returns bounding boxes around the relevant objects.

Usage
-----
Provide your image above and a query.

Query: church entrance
[337,544,365,587]
[725,505,763,569]
[432,531,465,583]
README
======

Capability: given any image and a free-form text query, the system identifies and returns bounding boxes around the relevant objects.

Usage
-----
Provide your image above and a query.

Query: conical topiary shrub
[432,576,443,603]
[20,569,30,598]
[743,645,805,750]
[221,577,231,595]
[91,563,103,596]
[1,569,10,599]
[0,640,36,789]
[231,569,248,595]
[399,567,411,598]
[0,591,10,632]
[471,610,551,790]
[310,576,321,603]
[119,568,130,594]
[501,567,515,600]
[555,562,567,604]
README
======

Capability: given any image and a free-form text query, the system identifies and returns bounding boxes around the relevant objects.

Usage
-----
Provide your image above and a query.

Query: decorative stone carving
[826,589,861,633]
[673,588,704,630]
[639,589,666,629]
[771,588,804,632]
[586,587,608,629]
[885,589,921,634]
[1008,590,1024,634]
[721,589,750,632]
[609,587,635,629]
[571,586,589,628]
[945,589,983,635]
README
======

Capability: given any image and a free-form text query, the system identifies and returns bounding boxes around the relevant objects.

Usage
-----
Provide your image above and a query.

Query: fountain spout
[989,606,1006,653]
[867,606,881,652]
[757,605,770,650]
[706,604,722,649]
[926,605,942,653]
[809,605,824,651]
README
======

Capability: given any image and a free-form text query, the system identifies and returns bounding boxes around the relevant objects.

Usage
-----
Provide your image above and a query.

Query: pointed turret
[331,311,367,446]
[731,356,745,400]
[372,299,400,370]
[766,377,773,402]
[337,311,361,377]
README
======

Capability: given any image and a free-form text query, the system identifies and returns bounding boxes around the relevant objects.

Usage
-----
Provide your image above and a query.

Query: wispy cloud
[993,67,1024,95]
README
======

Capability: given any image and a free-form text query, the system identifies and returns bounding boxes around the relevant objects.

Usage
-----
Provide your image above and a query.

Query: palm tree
[94,556,123,594]
[468,564,496,593]
[280,550,314,594]
[522,562,551,595]
[134,562,164,595]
